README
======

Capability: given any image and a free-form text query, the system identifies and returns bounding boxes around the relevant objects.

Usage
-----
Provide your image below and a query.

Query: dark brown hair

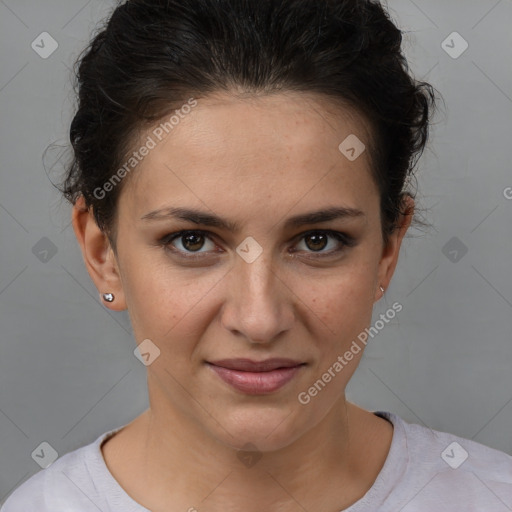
[59,0,440,250]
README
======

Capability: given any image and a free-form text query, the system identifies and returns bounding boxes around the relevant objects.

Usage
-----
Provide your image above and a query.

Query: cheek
[123,255,226,341]
[293,263,377,337]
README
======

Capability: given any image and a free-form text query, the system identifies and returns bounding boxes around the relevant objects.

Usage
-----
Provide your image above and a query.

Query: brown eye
[160,230,217,258]
[304,233,329,252]
[159,229,355,261]
[293,230,353,257]
[181,232,206,252]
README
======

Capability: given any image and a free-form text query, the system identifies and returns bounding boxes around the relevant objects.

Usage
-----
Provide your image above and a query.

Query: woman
[3,0,511,510]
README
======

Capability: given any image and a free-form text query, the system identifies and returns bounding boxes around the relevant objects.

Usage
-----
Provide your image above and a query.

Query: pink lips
[207,358,305,394]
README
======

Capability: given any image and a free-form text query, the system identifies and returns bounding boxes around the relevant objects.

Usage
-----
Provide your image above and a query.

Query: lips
[208,358,304,372]
[206,358,306,394]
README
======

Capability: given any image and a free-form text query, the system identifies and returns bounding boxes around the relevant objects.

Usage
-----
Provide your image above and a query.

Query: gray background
[1,0,511,504]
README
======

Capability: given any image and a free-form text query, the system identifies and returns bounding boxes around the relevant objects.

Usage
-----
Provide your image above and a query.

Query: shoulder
[1,430,117,512]
[397,413,512,480]
[381,412,512,511]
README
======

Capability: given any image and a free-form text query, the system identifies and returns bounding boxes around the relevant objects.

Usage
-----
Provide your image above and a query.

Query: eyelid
[158,228,356,259]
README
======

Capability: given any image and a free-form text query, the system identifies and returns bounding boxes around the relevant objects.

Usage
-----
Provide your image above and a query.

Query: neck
[120,398,391,512]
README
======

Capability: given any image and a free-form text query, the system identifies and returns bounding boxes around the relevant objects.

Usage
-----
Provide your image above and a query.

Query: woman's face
[80,91,411,451]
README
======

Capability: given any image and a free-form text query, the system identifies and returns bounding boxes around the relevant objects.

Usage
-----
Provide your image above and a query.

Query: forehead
[118,91,378,222]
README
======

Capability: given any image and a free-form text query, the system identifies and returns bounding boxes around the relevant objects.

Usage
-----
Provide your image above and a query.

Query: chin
[212,406,304,452]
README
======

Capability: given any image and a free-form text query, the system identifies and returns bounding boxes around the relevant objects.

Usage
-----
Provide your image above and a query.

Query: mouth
[206,358,306,395]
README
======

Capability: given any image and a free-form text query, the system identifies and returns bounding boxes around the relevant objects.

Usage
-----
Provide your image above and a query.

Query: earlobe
[71,196,127,311]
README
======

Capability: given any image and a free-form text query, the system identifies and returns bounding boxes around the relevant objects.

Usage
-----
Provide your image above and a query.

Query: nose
[220,250,295,344]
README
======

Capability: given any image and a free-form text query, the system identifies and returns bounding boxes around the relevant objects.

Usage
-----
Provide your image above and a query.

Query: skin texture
[72,91,413,511]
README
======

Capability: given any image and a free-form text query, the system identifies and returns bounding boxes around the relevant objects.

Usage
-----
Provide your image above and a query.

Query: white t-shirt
[2,411,512,511]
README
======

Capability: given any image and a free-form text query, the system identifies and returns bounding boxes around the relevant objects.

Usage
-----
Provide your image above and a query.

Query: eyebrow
[140,205,365,231]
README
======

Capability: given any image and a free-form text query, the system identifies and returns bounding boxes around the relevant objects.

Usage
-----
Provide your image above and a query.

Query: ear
[374,194,414,301]
[71,195,127,311]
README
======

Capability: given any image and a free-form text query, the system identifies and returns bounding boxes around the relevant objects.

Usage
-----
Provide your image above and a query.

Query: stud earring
[102,292,115,302]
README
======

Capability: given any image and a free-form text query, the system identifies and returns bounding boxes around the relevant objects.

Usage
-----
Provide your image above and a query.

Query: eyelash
[158,229,356,260]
